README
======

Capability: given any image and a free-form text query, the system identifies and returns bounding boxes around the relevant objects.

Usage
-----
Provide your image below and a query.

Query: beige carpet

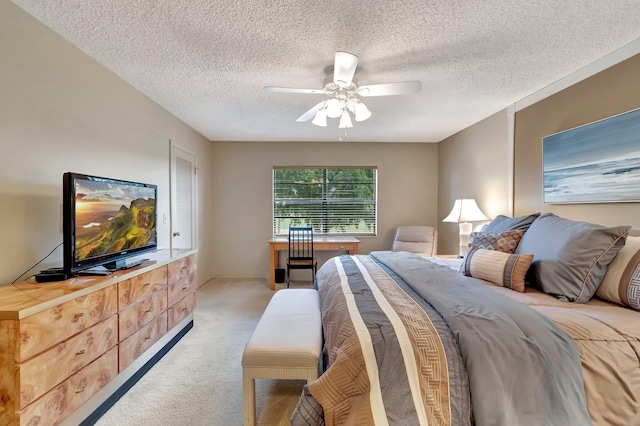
[94,278,309,426]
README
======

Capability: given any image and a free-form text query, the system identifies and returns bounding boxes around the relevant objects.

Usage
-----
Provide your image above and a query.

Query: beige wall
[0,2,214,286]
[7,0,636,287]
[210,141,438,277]
[514,54,640,228]
[437,109,512,255]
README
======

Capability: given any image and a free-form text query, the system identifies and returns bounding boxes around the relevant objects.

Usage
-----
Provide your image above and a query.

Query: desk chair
[392,226,438,257]
[286,226,318,288]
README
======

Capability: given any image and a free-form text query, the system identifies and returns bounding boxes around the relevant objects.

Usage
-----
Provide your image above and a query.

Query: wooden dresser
[0,249,197,426]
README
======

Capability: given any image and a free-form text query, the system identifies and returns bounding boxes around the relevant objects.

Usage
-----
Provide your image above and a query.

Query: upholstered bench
[241,288,322,426]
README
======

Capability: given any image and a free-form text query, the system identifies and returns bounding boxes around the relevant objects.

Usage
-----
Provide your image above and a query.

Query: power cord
[12,242,63,284]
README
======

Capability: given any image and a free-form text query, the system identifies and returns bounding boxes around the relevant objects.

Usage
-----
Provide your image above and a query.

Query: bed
[292,213,640,426]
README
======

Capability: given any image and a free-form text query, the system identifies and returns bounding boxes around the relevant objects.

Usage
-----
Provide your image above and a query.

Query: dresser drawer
[167,273,196,307]
[19,286,118,361]
[168,291,197,330]
[18,347,118,426]
[119,312,168,372]
[118,289,167,340]
[117,266,168,309]
[19,315,118,409]
[167,255,197,286]
[329,243,353,251]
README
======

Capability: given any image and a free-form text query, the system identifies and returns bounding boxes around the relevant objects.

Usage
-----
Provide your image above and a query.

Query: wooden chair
[286,226,317,288]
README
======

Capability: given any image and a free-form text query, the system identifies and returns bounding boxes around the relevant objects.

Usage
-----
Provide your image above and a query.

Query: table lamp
[442,198,490,257]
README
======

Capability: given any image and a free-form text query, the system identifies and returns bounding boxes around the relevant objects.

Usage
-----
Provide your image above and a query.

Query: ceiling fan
[264,52,422,128]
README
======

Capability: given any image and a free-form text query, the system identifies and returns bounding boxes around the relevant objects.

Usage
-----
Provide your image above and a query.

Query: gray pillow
[515,213,630,303]
[482,213,541,233]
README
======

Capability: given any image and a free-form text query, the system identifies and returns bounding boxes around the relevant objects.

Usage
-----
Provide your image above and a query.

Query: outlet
[163,213,168,224]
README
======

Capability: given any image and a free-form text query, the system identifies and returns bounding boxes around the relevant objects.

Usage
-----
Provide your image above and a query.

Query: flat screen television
[63,172,158,275]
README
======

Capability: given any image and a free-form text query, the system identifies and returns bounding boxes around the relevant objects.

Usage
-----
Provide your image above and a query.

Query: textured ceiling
[11,0,640,142]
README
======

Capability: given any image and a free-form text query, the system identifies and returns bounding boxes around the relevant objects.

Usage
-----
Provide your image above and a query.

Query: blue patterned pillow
[469,230,525,254]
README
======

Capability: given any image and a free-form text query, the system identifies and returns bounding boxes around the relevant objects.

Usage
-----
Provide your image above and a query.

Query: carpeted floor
[94,278,308,426]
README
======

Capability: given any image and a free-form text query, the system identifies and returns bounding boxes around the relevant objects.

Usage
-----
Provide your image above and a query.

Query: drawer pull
[145,309,152,313]
[338,245,345,249]
[75,387,85,394]
[144,282,151,286]
[74,313,85,320]
[182,307,187,311]
[76,349,86,355]
[182,285,188,290]
[144,336,151,340]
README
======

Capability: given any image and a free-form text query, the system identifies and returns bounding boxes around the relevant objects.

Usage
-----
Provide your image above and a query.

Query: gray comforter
[293,252,591,426]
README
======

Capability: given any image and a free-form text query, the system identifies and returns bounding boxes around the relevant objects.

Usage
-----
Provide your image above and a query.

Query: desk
[268,236,360,290]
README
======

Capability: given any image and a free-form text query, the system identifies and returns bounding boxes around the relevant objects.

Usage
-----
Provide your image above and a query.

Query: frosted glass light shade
[338,110,353,128]
[325,99,343,118]
[354,102,372,121]
[312,110,327,127]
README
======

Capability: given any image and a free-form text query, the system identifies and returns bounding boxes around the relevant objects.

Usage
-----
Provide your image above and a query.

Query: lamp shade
[443,198,490,257]
[442,199,489,223]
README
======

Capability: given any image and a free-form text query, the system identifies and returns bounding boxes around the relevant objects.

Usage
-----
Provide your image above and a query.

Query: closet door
[170,144,196,250]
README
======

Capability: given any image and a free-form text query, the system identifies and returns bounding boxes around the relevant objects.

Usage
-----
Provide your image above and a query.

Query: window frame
[272,166,378,237]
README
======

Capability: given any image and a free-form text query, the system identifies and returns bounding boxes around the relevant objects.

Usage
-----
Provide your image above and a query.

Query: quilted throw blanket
[301,252,591,426]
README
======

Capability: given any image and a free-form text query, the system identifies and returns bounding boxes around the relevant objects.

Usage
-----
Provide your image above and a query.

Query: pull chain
[338,128,348,142]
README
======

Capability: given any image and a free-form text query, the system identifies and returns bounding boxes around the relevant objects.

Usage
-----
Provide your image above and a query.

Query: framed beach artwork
[543,107,640,204]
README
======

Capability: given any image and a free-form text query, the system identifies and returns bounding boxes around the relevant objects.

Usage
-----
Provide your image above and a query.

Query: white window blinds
[273,167,377,235]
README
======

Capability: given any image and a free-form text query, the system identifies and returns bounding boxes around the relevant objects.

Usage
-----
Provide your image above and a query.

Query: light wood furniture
[268,236,360,290]
[0,249,197,426]
[242,289,322,425]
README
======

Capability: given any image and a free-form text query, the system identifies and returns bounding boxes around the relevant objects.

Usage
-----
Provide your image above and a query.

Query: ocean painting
[543,107,640,203]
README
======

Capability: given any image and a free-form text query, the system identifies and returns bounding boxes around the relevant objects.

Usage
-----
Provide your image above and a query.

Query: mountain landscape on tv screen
[75,197,156,261]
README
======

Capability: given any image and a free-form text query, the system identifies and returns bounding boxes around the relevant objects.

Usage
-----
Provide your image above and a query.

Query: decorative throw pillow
[515,213,630,303]
[482,213,541,233]
[596,236,640,310]
[459,247,533,292]
[468,230,525,254]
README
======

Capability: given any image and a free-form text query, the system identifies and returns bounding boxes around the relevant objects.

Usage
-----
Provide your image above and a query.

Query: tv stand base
[103,258,147,271]
[76,269,112,276]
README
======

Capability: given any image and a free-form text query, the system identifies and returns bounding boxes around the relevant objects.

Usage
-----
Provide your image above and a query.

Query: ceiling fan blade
[264,86,326,94]
[357,81,422,97]
[296,101,326,122]
[333,52,359,88]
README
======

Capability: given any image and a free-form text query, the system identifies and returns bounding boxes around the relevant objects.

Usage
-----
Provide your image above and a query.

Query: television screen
[63,172,157,274]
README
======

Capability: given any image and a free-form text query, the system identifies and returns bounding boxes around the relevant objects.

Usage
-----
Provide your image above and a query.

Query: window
[273,167,377,236]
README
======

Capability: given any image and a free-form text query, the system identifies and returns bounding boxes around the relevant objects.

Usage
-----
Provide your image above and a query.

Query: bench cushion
[242,289,321,368]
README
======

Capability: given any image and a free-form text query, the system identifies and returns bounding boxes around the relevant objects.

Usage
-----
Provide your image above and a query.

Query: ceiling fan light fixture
[312,109,328,127]
[265,51,421,130]
[325,98,342,118]
[338,110,353,129]
[354,102,372,122]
